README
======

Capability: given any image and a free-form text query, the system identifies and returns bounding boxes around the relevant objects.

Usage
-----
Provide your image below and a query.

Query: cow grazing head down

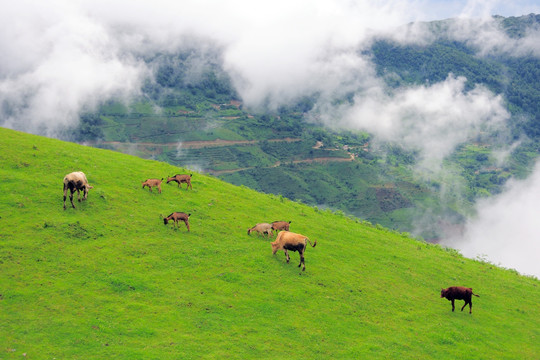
[247,223,273,237]
[163,212,191,231]
[271,231,316,271]
[166,174,193,190]
[142,178,163,193]
[440,286,480,314]
[63,171,93,209]
[271,220,291,232]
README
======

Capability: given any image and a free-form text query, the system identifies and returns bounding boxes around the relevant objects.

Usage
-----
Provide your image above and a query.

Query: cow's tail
[306,238,317,248]
[471,289,480,297]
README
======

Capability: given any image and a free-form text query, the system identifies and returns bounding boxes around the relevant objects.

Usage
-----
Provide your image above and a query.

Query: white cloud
[442,161,540,278]
[447,15,540,57]
[335,75,509,168]
[0,0,146,136]
[1,0,538,136]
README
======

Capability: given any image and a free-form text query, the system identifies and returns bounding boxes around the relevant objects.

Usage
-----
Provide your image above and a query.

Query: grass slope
[1,127,538,359]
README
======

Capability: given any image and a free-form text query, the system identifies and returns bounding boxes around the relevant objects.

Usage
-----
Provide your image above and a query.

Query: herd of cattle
[62,171,480,313]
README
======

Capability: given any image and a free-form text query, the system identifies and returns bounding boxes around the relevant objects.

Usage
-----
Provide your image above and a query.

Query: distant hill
[1,126,538,359]
[73,14,540,241]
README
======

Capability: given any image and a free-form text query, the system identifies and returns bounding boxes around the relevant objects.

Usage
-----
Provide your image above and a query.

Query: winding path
[83,137,355,175]
[85,137,302,149]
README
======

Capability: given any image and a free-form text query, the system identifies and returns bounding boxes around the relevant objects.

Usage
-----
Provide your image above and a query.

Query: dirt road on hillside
[85,137,302,149]
[210,153,355,175]
[83,137,355,175]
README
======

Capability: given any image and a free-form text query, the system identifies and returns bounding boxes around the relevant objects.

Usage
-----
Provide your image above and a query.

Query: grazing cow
[271,231,316,271]
[167,174,193,190]
[271,220,291,232]
[163,212,191,231]
[142,178,163,193]
[440,286,480,314]
[247,223,273,237]
[63,171,93,209]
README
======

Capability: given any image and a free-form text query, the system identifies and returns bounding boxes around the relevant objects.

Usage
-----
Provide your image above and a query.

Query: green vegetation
[1,127,539,359]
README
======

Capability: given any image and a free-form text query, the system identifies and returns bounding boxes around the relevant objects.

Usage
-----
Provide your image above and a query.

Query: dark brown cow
[163,212,191,231]
[440,286,480,314]
[166,174,193,190]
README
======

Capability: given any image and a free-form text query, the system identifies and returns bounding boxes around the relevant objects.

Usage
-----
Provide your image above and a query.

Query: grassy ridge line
[0,127,538,359]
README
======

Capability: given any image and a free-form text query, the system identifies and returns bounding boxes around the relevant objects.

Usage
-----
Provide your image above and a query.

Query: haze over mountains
[1,1,539,276]
[2,1,539,135]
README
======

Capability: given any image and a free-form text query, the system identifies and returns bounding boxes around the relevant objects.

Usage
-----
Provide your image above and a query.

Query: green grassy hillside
[1,127,538,359]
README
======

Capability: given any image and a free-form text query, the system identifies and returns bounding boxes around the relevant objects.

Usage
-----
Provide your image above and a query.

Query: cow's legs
[451,299,455,312]
[63,186,68,210]
[69,189,76,208]
[284,250,290,263]
[461,300,472,313]
[298,250,305,271]
[183,219,190,232]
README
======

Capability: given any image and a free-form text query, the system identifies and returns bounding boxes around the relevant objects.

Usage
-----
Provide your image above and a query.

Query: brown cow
[271,220,291,232]
[440,286,480,314]
[163,212,191,231]
[63,171,93,209]
[271,231,316,271]
[167,174,193,190]
[142,178,163,193]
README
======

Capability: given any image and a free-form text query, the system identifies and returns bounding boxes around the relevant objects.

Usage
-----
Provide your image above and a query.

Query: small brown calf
[247,223,273,237]
[163,212,191,231]
[167,174,193,190]
[142,178,163,193]
[440,286,480,314]
[271,220,291,232]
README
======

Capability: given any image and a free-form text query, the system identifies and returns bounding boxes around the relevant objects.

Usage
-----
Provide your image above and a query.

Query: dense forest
[75,14,540,240]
